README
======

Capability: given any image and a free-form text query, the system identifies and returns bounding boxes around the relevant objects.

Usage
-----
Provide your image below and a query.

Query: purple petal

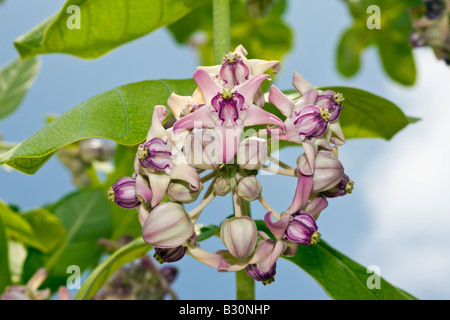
[292,71,315,94]
[269,85,294,117]
[234,74,270,104]
[290,175,313,213]
[173,105,216,132]
[193,69,222,102]
[170,163,200,191]
[135,174,152,203]
[264,211,291,241]
[243,104,286,129]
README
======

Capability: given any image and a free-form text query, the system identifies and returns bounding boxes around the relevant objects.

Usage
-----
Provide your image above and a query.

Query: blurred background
[1,0,449,300]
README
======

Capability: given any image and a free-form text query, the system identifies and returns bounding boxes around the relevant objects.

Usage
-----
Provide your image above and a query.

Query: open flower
[136,105,200,207]
[268,72,345,147]
[198,45,281,107]
[173,69,285,163]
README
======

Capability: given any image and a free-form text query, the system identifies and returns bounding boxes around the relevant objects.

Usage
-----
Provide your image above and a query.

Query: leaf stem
[213,0,230,64]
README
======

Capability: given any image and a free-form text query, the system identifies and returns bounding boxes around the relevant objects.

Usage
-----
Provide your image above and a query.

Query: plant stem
[236,269,255,300]
[213,0,230,64]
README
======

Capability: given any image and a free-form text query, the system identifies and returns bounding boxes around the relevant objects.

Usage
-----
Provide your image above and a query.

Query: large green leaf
[74,237,151,300]
[0,79,197,174]
[319,86,413,140]
[254,220,416,299]
[21,209,66,253]
[14,0,209,60]
[0,213,12,294]
[283,240,417,300]
[0,202,64,253]
[0,58,41,120]
[38,189,112,290]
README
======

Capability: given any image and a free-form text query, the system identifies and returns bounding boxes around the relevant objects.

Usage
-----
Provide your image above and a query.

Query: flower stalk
[213,0,231,64]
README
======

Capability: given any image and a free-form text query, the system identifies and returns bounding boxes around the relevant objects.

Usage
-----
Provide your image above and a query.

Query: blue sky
[1,0,450,300]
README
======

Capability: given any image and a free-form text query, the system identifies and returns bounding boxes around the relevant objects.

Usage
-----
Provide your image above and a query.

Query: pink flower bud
[236,176,262,201]
[312,151,344,193]
[142,202,194,248]
[236,137,268,170]
[220,217,258,259]
[167,181,203,203]
[213,177,234,196]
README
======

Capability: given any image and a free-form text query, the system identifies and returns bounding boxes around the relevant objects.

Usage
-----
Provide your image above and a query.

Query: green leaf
[283,240,417,300]
[0,202,65,253]
[14,0,210,59]
[21,209,66,253]
[319,86,412,140]
[74,237,150,300]
[0,58,41,120]
[336,26,373,77]
[0,213,12,293]
[195,224,220,242]
[42,188,112,290]
[338,0,416,86]
[0,78,196,174]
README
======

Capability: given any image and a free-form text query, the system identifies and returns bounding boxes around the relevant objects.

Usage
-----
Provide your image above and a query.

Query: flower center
[262,277,275,286]
[224,52,238,63]
[107,187,115,201]
[310,231,321,245]
[333,92,345,105]
[319,108,331,122]
[345,180,354,194]
[221,88,235,100]
[137,146,148,161]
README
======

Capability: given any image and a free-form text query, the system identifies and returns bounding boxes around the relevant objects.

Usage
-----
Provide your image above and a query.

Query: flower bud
[167,181,203,203]
[322,173,354,198]
[142,202,194,248]
[220,217,258,259]
[108,177,140,209]
[154,246,187,264]
[246,262,276,285]
[213,177,233,196]
[79,139,115,163]
[311,151,344,193]
[236,176,262,201]
[236,137,268,170]
[285,213,321,245]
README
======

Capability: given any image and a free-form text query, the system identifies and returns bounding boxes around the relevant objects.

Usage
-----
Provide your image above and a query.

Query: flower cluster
[109,45,354,285]
[409,0,450,65]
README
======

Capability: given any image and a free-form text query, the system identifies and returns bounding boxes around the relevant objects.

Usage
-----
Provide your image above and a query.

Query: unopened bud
[213,177,232,196]
[236,176,262,201]
[154,246,187,263]
[237,137,268,170]
[285,213,321,245]
[79,139,115,163]
[168,181,203,203]
[312,151,344,193]
[108,177,140,209]
[142,202,194,248]
[246,262,276,285]
[220,217,258,259]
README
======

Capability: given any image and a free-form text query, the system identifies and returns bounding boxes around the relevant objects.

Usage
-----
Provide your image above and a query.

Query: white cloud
[358,49,450,299]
